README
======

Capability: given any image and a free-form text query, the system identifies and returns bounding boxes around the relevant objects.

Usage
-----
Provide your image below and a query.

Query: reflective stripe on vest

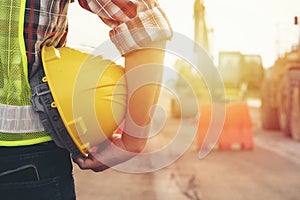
[0,0,51,146]
[0,103,44,133]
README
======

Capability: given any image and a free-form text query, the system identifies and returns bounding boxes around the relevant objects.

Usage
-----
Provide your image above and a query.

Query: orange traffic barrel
[197,102,254,150]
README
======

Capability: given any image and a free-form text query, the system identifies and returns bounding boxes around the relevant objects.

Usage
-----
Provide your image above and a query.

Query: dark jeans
[0,142,76,200]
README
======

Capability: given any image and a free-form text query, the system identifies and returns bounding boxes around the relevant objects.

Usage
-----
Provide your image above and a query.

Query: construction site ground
[73,99,300,200]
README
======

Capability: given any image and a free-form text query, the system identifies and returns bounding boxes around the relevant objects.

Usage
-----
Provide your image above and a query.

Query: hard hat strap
[30,68,82,158]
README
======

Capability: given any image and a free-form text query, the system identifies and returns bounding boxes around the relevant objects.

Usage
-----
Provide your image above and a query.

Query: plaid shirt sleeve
[78,0,173,55]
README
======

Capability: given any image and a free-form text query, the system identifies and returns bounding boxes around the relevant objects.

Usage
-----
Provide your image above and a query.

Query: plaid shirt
[24,0,172,77]
[0,0,172,144]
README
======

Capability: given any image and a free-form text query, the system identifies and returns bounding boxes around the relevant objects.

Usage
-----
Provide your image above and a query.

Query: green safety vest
[0,0,52,146]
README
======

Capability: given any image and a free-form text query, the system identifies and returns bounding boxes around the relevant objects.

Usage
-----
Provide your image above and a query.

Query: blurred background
[67,0,300,67]
[67,1,300,199]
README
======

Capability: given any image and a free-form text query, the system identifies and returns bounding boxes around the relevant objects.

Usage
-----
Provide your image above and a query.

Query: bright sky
[67,0,300,67]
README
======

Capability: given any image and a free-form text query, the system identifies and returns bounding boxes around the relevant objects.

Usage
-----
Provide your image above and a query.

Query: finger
[75,157,99,169]
[92,165,110,172]
[75,157,109,172]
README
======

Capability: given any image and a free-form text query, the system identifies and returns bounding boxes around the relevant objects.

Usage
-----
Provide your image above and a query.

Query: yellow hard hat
[41,46,127,157]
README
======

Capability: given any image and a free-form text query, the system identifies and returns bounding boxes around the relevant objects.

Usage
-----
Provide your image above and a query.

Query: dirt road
[73,103,300,200]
